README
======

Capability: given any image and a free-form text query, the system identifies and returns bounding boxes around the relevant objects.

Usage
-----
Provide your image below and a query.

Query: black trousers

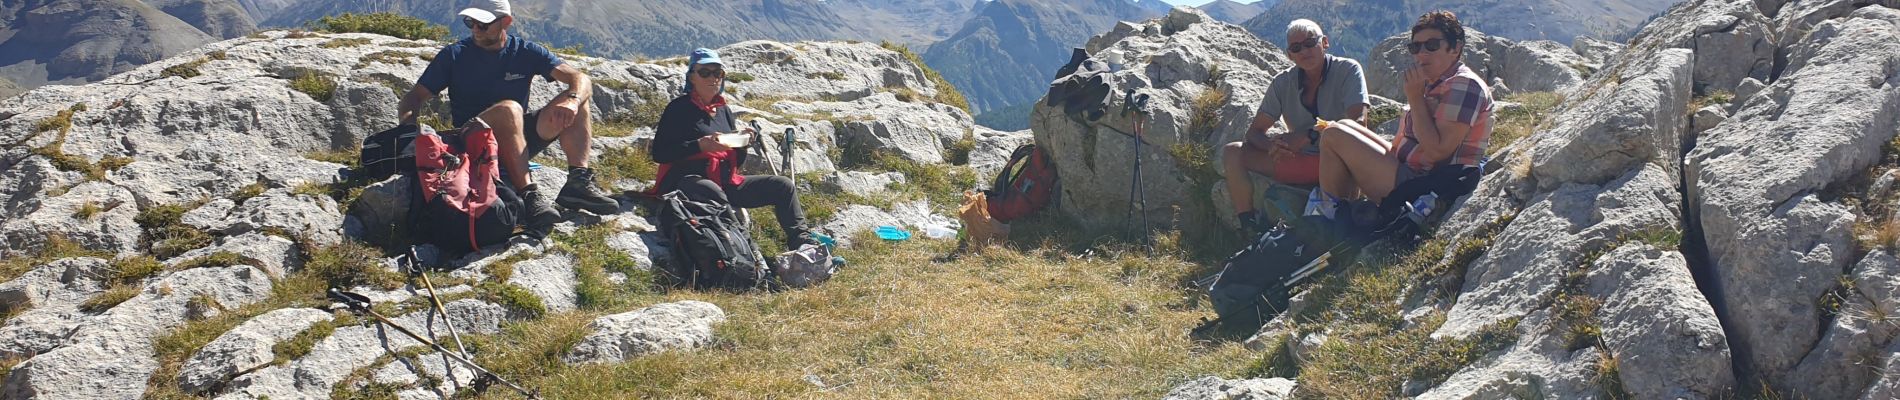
[678,175,806,232]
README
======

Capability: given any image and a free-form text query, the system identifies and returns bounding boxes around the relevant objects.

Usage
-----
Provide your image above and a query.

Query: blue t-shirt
[417,35,563,126]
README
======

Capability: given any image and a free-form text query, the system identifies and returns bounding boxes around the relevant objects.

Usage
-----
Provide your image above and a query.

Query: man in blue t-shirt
[396,0,618,239]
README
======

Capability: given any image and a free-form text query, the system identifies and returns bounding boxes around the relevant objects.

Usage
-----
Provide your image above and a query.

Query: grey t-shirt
[1256,54,1370,154]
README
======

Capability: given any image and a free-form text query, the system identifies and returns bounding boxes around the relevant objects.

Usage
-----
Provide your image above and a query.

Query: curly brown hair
[1410,11,1466,48]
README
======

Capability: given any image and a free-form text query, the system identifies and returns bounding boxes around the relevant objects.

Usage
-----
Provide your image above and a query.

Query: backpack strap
[989,144,1038,197]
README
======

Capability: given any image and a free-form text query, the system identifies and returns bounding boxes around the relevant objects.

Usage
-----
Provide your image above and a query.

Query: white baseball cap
[458,0,511,24]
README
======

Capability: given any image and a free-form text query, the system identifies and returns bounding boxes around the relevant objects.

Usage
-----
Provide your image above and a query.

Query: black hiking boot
[557,167,620,215]
[521,184,558,240]
[785,225,822,250]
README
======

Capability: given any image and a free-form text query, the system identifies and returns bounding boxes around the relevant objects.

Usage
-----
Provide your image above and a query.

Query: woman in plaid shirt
[1308,10,1493,218]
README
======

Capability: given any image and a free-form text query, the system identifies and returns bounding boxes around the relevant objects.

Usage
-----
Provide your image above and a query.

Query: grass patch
[110,255,165,284]
[161,58,208,80]
[271,320,336,364]
[947,129,976,165]
[1188,87,1229,141]
[603,86,670,129]
[1489,91,1564,157]
[1688,90,1735,112]
[1366,104,1403,129]
[880,41,969,112]
[805,71,845,81]
[289,71,338,103]
[231,182,267,204]
[591,144,656,192]
[137,200,217,259]
[551,224,657,311]
[73,201,101,219]
[477,282,547,319]
[0,235,111,289]
[172,251,262,271]
[309,12,448,41]
[356,50,416,67]
[460,224,1255,398]
[544,42,587,57]
[144,273,331,399]
[31,104,127,181]
[303,241,404,290]
[78,285,140,313]
[727,72,756,83]
[318,37,372,49]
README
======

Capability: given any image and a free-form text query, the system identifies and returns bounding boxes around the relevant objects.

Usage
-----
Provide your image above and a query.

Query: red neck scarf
[690,93,727,115]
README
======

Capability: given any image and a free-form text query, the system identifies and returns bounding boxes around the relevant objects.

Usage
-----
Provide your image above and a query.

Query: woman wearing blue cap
[650,48,819,250]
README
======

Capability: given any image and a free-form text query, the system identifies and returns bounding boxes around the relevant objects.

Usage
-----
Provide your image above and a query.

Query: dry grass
[1488,91,1564,157]
[1188,87,1229,141]
[452,226,1255,399]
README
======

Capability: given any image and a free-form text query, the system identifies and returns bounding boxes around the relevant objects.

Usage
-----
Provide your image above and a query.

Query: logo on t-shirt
[503,73,528,81]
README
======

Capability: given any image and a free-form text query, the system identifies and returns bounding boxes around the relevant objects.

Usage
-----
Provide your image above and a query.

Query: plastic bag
[959,191,1010,248]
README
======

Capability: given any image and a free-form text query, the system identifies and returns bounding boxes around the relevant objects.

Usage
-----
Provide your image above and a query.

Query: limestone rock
[3,265,273,400]
[1786,250,1900,399]
[1034,8,1291,230]
[1585,244,1734,399]
[164,232,300,277]
[1617,0,1775,92]
[177,308,332,394]
[968,127,1034,185]
[1686,10,1900,385]
[506,252,579,314]
[563,301,725,365]
[820,171,906,196]
[214,299,504,400]
[1161,376,1295,400]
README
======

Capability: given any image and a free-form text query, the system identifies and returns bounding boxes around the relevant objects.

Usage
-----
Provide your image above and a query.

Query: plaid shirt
[1392,63,1492,174]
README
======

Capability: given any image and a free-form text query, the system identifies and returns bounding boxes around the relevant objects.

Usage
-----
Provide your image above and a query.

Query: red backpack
[410,124,520,257]
[986,144,1058,222]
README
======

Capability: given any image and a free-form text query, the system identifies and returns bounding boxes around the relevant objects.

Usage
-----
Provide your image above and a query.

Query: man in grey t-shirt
[1219,19,1370,231]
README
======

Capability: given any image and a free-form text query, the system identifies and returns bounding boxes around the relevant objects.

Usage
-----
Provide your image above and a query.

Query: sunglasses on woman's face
[694,68,724,78]
[463,18,495,31]
[1407,38,1449,54]
[1287,37,1322,53]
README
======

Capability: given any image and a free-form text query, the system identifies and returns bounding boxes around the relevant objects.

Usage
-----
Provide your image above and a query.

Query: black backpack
[656,190,767,290]
[358,124,421,181]
[1194,217,1341,337]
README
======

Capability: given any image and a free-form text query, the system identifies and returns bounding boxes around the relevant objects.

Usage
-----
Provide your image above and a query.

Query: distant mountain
[825,0,983,49]
[1134,0,1176,13]
[923,0,1162,113]
[0,0,220,88]
[1239,0,1677,61]
[145,0,255,38]
[1196,0,1273,24]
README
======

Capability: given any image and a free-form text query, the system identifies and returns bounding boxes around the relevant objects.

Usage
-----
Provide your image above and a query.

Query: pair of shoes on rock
[520,167,621,239]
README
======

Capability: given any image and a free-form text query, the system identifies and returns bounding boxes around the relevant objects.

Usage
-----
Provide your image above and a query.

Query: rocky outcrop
[563,301,726,365]
[1365,28,1594,100]
[1031,8,1291,230]
[1686,5,1900,388]
[1586,244,1734,399]
[214,299,507,399]
[1617,0,1776,93]
[177,308,332,394]
[1162,376,1295,400]
[3,265,273,399]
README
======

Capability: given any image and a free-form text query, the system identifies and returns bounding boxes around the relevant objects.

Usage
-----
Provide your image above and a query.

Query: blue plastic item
[875,225,911,241]
[812,232,838,249]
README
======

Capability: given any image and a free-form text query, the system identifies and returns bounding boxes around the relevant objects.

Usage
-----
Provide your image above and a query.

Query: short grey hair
[1286,19,1324,41]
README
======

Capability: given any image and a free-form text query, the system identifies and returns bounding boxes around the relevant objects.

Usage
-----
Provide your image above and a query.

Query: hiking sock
[521,184,558,239]
[556,167,620,215]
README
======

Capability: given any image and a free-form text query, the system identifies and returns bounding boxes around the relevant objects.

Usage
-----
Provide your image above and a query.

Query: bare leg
[1317,122,1401,203]
[1220,141,1279,214]
[479,100,530,189]
[538,100,594,168]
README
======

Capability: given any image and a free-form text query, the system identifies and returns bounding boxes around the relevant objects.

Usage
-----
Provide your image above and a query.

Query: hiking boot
[785,225,822,250]
[521,184,559,239]
[557,167,620,215]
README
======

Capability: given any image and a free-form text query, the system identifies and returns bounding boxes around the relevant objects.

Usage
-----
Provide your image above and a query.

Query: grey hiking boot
[521,184,558,239]
[557,167,620,215]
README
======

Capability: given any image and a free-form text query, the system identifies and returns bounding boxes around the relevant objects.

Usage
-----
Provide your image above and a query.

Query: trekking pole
[328,289,540,399]
[403,247,471,361]
[748,120,781,176]
[781,127,796,177]
[1122,88,1153,255]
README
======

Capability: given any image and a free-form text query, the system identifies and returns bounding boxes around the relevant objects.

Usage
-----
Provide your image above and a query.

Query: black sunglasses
[693,67,725,78]
[1287,37,1322,53]
[463,18,495,31]
[1407,38,1450,54]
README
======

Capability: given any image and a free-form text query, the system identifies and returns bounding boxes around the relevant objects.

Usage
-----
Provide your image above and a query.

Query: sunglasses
[1407,38,1450,54]
[693,67,725,78]
[463,18,495,31]
[1287,37,1322,53]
